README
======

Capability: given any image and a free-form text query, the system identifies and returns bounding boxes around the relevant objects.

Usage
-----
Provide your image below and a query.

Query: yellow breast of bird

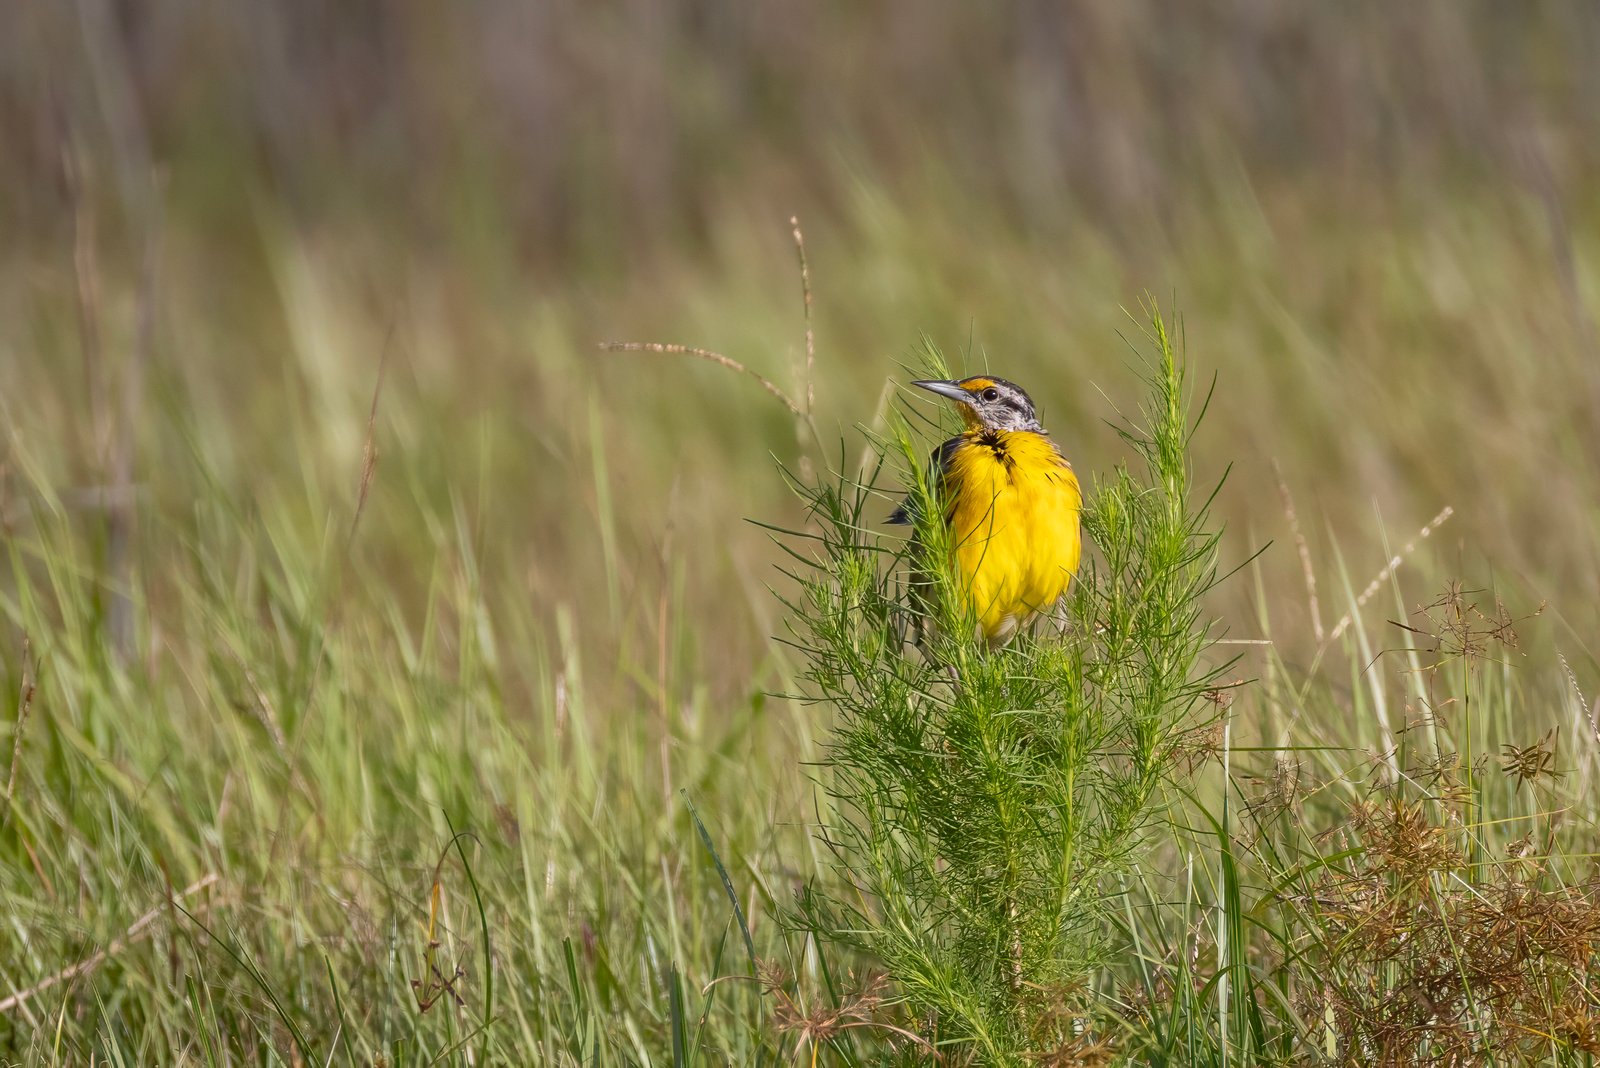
[943,429,1082,644]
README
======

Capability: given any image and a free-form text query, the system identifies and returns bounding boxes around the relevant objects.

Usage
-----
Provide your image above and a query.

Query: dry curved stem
[1328,504,1455,643]
[599,341,805,417]
[1273,458,1323,642]
[349,317,395,548]
[3,635,34,834]
[602,216,822,448]
[791,215,815,417]
[0,872,221,1016]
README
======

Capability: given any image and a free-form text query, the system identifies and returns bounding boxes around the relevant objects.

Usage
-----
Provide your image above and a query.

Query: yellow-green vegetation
[7,5,1600,1065]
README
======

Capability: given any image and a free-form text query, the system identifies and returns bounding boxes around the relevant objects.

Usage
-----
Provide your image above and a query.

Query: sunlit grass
[4,181,1600,1064]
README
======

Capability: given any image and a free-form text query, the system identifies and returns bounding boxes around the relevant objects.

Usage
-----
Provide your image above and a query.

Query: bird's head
[911,376,1042,432]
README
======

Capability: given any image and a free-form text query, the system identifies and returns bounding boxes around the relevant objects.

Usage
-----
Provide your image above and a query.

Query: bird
[889,376,1082,648]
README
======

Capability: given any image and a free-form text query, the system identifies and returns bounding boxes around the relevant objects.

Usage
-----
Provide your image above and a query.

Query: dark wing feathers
[888,436,963,525]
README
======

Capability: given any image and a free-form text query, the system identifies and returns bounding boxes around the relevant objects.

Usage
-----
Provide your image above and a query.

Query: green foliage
[782,304,1227,1060]
[0,449,803,1064]
[7,187,1600,1063]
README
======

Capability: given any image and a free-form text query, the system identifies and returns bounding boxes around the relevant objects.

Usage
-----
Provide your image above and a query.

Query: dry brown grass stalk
[350,319,395,546]
[600,341,805,417]
[602,216,823,435]
[2,636,34,834]
[1328,505,1455,642]
[1273,459,1324,642]
[790,215,815,417]
[0,872,221,1016]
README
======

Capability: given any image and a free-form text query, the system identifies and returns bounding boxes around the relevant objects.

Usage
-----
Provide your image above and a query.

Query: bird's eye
[982,388,1000,402]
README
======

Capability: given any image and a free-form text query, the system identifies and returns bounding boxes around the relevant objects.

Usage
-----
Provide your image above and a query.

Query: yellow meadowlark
[890,376,1082,647]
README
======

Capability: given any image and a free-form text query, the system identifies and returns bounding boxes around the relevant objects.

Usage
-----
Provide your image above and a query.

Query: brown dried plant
[1291,794,1600,1065]
[1024,1034,1118,1068]
[1024,981,1118,1066]
[754,960,933,1064]
[1412,751,1473,807]
[1240,755,1303,845]
[1499,728,1561,793]
[1173,681,1241,774]
[1393,582,1543,676]
[1174,715,1227,775]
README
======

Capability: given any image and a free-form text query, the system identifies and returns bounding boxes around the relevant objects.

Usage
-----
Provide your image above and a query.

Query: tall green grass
[0,455,814,1063]
[5,199,1600,1064]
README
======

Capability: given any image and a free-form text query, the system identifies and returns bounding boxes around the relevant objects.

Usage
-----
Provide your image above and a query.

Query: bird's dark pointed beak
[910,379,973,403]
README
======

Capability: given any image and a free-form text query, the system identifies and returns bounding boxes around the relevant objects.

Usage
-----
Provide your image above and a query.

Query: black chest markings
[975,430,1016,479]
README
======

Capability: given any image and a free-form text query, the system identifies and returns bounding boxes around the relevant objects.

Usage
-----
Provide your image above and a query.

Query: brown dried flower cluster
[1393,584,1545,698]
[1293,798,1600,1065]
[1021,982,1118,1066]
[758,961,932,1059]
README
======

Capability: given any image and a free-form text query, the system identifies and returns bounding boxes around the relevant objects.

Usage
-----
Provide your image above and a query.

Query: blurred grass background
[7,1,1600,657]
[5,1,1600,1062]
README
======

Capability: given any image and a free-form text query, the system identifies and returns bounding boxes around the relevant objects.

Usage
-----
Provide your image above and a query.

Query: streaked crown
[912,375,1043,432]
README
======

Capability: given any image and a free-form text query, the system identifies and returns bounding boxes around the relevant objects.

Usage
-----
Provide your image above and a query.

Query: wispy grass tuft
[779,301,1227,1062]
